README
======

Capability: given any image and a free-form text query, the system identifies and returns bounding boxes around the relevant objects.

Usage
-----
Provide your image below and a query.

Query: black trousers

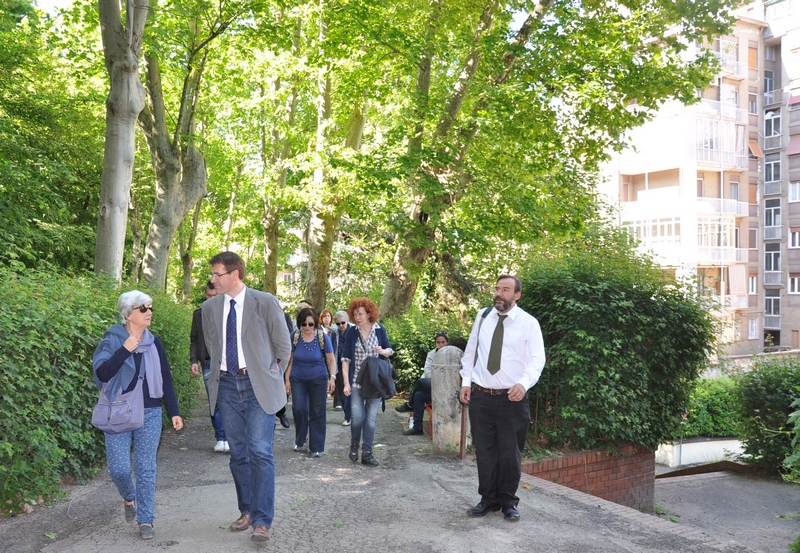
[468,387,530,509]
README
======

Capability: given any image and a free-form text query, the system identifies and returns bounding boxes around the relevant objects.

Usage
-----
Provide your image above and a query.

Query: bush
[0,267,198,515]
[381,308,471,395]
[736,356,800,474]
[522,229,717,451]
[676,377,740,439]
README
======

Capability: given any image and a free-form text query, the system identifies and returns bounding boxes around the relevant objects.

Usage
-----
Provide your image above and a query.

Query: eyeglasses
[210,270,233,280]
[134,305,153,313]
[300,322,316,327]
[336,322,348,326]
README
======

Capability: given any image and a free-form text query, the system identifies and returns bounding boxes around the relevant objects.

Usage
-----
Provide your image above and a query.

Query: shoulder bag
[91,373,145,435]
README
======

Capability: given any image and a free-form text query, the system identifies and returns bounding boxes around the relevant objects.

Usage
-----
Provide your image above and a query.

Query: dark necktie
[486,314,507,375]
[226,298,239,373]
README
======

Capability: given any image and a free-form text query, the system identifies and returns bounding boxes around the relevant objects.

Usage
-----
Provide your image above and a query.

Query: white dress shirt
[221,286,248,372]
[460,304,546,390]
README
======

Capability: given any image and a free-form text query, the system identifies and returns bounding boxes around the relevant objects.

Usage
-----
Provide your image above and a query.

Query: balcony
[695,148,748,169]
[696,197,749,217]
[697,246,748,264]
[765,134,782,150]
[765,89,784,107]
[764,181,782,195]
[764,315,781,329]
[764,225,782,240]
[699,100,748,123]
[715,293,749,310]
[764,271,782,285]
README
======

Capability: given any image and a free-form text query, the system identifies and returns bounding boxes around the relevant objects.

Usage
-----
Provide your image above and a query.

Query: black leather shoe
[503,506,520,521]
[349,444,359,462]
[466,502,501,517]
[361,452,379,467]
[403,426,423,436]
[279,414,290,428]
[395,403,412,413]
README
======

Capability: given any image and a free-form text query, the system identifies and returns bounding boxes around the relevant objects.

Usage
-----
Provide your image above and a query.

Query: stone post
[431,345,470,455]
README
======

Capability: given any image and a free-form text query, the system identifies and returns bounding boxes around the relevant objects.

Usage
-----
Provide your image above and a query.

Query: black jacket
[356,356,396,400]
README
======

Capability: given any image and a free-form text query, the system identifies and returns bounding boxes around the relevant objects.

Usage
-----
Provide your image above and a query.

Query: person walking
[331,310,353,422]
[284,308,336,456]
[92,290,184,540]
[459,275,546,522]
[190,281,227,452]
[341,297,393,467]
[201,252,291,543]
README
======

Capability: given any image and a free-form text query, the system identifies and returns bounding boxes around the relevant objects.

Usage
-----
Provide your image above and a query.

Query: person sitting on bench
[397,330,449,435]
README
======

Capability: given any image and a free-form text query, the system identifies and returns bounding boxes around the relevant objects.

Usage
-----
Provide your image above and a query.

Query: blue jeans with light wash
[349,385,381,454]
[104,406,163,525]
[201,361,226,441]
[290,375,328,453]
[217,371,276,528]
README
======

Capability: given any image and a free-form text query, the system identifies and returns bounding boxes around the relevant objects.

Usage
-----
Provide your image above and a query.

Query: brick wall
[521,444,655,512]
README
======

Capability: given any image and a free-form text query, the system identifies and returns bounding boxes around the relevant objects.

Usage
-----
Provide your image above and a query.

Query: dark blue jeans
[410,377,432,429]
[202,361,226,441]
[290,375,329,453]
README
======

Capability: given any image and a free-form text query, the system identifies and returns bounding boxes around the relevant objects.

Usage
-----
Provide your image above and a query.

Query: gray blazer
[202,287,292,415]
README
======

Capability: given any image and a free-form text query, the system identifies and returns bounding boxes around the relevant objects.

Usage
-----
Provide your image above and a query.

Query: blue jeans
[290,376,328,453]
[202,361,226,441]
[217,372,276,528]
[350,386,381,454]
[105,407,163,525]
[411,377,432,429]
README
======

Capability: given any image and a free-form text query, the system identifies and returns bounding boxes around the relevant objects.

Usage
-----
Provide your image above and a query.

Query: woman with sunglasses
[284,307,336,456]
[92,291,183,540]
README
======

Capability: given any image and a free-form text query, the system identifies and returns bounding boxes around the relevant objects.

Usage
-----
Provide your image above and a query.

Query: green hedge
[522,232,717,451]
[736,356,800,474]
[381,308,471,395]
[676,377,740,439]
[0,267,198,515]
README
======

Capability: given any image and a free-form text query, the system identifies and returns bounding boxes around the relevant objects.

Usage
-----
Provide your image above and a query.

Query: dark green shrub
[676,377,740,439]
[381,308,471,395]
[736,356,800,474]
[522,229,717,451]
[0,267,198,515]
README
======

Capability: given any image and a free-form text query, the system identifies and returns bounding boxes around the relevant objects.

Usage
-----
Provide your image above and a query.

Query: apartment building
[602,0,800,355]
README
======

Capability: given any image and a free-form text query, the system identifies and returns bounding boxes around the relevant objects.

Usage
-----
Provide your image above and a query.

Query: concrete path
[0,398,786,553]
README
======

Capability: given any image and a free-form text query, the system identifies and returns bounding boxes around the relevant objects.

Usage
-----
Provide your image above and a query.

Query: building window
[730,181,739,201]
[765,242,781,271]
[765,289,780,316]
[749,275,757,294]
[765,153,781,183]
[748,318,758,340]
[765,110,781,137]
[749,93,758,114]
[697,178,705,197]
[765,198,781,227]
[765,69,775,94]
[791,229,800,248]
[765,45,776,61]
[749,227,758,248]
[791,275,800,294]
[791,182,800,203]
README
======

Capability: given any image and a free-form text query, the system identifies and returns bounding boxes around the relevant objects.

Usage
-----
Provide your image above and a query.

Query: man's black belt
[472,384,508,395]
[224,368,248,376]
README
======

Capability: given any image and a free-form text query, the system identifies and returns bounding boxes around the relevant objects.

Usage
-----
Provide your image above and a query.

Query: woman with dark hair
[284,308,336,456]
[92,290,183,540]
[341,297,393,467]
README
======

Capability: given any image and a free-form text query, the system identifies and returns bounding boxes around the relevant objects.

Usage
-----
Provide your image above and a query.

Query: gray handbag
[91,373,145,434]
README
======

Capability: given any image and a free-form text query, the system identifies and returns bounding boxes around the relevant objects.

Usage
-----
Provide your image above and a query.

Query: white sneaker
[213,440,226,452]
[342,420,351,426]
[223,441,230,453]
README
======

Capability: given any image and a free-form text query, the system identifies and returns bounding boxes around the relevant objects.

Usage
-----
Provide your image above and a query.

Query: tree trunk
[138,53,208,289]
[94,0,149,281]
[178,198,203,301]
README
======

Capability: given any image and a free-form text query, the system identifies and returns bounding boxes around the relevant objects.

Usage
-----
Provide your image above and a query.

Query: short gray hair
[118,290,153,323]
[333,310,349,322]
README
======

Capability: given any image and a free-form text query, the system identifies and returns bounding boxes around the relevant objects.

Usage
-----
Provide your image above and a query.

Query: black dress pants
[468,387,530,509]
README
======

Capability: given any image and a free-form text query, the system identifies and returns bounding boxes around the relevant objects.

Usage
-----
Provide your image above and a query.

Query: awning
[749,139,763,157]
[789,136,800,156]
[789,91,800,106]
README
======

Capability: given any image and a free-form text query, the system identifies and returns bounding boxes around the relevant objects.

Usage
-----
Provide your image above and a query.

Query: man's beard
[494,296,512,312]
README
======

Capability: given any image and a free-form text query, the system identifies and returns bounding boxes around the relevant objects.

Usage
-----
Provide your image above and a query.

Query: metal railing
[765,134,782,150]
[764,226,782,240]
[764,181,782,196]
[764,271,782,285]
[764,315,781,329]
[765,89,784,106]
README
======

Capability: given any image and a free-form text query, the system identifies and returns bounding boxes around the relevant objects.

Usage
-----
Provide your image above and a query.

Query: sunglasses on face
[134,305,153,313]
[336,322,347,326]
[300,322,316,327]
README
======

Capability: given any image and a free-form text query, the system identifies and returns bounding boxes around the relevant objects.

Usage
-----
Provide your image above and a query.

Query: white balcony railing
[764,226,782,240]
[699,100,748,123]
[765,89,783,106]
[696,148,749,169]
[764,271,782,285]
[765,134,782,150]
[696,198,749,217]
[764,315,781,329]
[697,246,745,264]
[764,181,782,195]
[715,294,749,310]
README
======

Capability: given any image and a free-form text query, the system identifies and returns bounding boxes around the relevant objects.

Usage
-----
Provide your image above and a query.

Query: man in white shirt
[459,275,546,522]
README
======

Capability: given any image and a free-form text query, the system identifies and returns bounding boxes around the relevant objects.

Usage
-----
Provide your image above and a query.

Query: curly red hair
[347,297,379,324]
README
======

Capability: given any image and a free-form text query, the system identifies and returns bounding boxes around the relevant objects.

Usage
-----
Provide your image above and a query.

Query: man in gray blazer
[202,251,291,543]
